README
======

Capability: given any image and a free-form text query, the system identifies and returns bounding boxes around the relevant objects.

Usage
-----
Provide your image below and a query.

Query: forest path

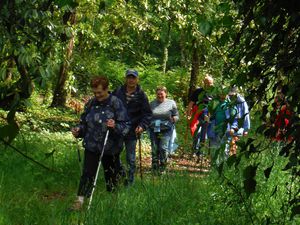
[138,144,211,177]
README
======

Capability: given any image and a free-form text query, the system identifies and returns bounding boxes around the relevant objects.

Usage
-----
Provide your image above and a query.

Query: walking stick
[184,118,190,148]
[137,134,143,180]
[76,139,81,163]
[87,129,110,210]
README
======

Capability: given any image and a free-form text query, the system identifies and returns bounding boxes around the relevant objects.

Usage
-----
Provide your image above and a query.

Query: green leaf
[222,16,234,27]
[54,0,78,8]
[217,3,230,13]
[199,21,213,36]
[208,99,219,114]
[217,162,224,176]
[0,67,6,81]
[60,122,70,128]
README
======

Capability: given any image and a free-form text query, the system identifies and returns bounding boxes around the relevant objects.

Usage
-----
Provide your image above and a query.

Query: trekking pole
[87,129,110,210]
[137,134,143,180]
[200,122,209,171]
[76,139,82,163]
[184,118,190,151]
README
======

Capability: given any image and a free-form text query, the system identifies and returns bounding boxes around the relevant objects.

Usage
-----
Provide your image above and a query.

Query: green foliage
[54,0,79,8]
[220,0,300,220]
[212,137,299,224]
[0,0,299,223]
[0,0,69,111]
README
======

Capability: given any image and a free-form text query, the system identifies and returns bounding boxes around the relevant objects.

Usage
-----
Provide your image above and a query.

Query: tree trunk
[51,11,76,108]
[162,22,171,74]
[5,58,14,81]
[180,30,188,69]
[162,46,169,74]
[188,39,200,101]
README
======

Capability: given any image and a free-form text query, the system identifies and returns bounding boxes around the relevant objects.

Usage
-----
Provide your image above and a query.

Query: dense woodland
[0,0,299,224]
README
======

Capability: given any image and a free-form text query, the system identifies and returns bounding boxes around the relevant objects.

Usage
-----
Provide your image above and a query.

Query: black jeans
[77,150,121,197]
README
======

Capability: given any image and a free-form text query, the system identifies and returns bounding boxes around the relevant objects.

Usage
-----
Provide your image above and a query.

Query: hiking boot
[69,199,83,211]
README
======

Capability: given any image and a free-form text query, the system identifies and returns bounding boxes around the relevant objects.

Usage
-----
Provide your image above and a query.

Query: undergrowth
[0,108,299,225]
[0,125,249,225]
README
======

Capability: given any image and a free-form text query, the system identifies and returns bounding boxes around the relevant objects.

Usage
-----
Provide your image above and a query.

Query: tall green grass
[1,124,299,224]
[0,128,251,225]
[81,175,248,225]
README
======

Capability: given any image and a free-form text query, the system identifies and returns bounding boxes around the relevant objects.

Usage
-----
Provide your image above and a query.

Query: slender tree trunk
[162,46,168,74]
[180,32,186,68]
[0,0,6,11]
[51,11,76,107]
[14,59,34,100]
[162,22,171,74]
[188,39,200,100]
[5,58,14,81]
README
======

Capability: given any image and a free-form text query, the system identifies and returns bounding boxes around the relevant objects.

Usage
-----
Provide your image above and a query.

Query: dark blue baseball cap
[125,69,138,77]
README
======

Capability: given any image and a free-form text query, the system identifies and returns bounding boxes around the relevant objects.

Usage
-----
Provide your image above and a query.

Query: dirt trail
[139,148,211,176]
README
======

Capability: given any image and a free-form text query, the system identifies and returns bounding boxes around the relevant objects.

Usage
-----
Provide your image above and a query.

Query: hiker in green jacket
[207,87,233,164]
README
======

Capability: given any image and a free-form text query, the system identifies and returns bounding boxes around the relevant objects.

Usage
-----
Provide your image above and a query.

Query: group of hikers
[70,70,252,210]
[70,70,178,210]
[186,75,250,162]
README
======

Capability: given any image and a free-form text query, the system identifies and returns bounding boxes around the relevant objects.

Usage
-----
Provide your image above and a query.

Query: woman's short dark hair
[90,76,109,89]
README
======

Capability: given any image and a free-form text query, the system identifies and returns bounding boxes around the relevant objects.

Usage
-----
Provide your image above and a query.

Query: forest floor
[142,154,211,176]
[138,144,211,177]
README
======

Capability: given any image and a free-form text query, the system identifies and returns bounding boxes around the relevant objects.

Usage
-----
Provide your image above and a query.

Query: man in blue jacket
[226,86,251,155]
[227,86,250,137]
[112,69,152,185]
